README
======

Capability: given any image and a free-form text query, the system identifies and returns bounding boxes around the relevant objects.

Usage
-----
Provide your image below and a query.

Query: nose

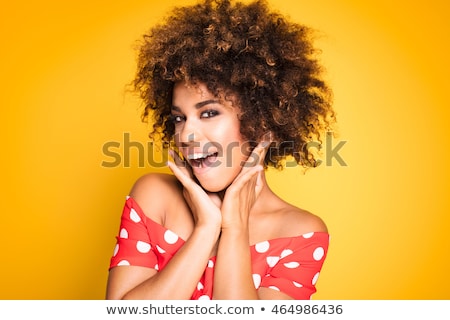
[177,117,201,147]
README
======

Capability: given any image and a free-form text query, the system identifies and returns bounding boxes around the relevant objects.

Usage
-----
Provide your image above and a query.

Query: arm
[213,143,272,299]
[257,231,330,300]
[107,224,219,299]
[213,222,258,299]
[212,142,302,300]
[106,173,221,300]
[214,214,329,300]
[213,227,296,300]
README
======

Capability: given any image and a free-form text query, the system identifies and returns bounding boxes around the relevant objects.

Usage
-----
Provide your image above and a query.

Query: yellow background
[1,0,449,299]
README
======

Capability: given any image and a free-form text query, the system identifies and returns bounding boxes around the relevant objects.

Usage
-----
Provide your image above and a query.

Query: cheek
[226,125,249,161]
[173,133,180,147]
[209,121,240,145]
[172,125,182,143]
[225,139,250,168]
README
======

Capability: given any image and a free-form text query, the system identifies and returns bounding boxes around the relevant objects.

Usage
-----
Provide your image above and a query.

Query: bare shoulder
[130,172,181,195]
[270,204,328,239]
[288,206,328,235]
[128,172,184,223]
[251,198,328,243]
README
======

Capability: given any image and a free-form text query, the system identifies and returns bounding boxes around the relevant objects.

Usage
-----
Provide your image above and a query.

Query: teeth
[187,152,216,160]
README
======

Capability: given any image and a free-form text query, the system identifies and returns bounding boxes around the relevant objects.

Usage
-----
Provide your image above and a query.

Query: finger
[243,141,270,169]
[207,192,222,209]
[167,160,198,193]
[228,165,263,193]
[256,140,270,166]
[254,168,264,197]
[168,148,184,166]
[169,149,193,179]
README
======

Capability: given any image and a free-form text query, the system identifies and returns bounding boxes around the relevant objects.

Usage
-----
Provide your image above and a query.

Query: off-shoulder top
[109,196,329,299]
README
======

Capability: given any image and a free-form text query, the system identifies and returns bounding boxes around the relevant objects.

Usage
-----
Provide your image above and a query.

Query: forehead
[172,81,213,101]
[172,81,239,112]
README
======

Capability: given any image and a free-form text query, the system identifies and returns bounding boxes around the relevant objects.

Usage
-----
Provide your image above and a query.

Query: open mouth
[187,152,218,168]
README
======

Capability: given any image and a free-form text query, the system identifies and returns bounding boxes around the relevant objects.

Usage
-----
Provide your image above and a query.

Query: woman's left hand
[220,141,269,230]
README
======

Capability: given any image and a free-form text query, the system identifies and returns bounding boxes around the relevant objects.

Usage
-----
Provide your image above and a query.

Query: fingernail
[260,141,270,148]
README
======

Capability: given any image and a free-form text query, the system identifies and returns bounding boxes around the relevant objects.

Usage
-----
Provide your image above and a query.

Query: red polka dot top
[109,196,329,300]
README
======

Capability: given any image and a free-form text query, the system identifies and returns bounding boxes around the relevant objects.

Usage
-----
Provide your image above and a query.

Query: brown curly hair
[133,0,335,168]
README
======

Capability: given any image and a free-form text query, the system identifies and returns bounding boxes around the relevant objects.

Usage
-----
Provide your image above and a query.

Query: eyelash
[200,109,219,118]
[170,109,219,124]
[170,115,184,124]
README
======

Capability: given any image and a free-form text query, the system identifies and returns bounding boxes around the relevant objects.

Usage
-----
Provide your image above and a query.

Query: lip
[191,163,214,176]
[182,147,217,161]
[186,151,219,176]
[181,147,206,156]
[187,151,217,160]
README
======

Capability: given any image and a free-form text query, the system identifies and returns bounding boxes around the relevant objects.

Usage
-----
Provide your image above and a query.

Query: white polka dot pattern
[266,256,280,267]
[129,208,141,223]
[313,247,325,261]
[268,286,280,291]
[302,232,314,239]
[156,245,166,254]
[252,274,262,289]
[119,228,128,239]
[164,230,179,244]
[117,260,130,266]
[285,261,301,268]
[312,272,320,285]
[281,249,293,258]
[136,241,151,253]
[255,240,270,253]
[109,196,330,300]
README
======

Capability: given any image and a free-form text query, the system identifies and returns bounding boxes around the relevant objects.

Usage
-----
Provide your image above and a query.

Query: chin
[193,165,242,193]
[194,173,234,193]
[197,179,228,193]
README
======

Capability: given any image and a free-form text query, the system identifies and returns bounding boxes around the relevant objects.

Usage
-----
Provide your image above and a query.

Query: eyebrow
[171,99,219,112]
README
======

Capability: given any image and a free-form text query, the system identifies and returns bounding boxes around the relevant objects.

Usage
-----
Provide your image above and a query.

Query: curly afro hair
[133,0,335,169]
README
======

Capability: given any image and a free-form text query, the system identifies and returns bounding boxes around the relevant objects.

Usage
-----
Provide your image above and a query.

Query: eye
[200,110,219,118]
[169,114,185,124]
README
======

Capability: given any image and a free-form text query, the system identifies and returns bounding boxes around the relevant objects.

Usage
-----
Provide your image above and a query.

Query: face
[171,81,250,192]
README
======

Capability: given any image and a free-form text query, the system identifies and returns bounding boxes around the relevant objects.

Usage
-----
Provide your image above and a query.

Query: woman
[106,0,335,300]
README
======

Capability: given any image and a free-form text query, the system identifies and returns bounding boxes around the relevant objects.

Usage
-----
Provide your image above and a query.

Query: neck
[215,169,281,213]
[250,169,280,215]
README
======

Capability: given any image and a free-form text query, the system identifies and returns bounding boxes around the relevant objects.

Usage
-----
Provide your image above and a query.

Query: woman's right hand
[167,149,222,230]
